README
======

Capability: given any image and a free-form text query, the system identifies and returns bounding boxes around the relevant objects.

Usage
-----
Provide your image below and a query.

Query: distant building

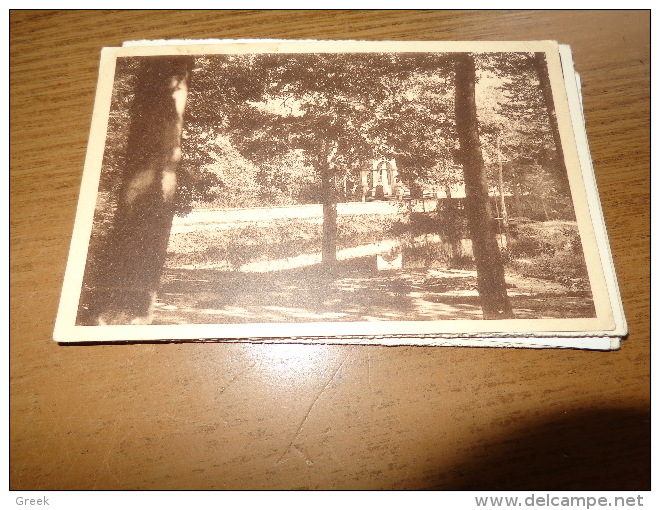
[360,159,399,200]
[360,159,467,201]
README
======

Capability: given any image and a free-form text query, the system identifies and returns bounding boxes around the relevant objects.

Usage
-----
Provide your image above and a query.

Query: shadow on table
[427,407,650,491]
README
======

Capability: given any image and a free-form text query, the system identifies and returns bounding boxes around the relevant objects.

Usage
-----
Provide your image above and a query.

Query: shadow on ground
[153,258,595,324]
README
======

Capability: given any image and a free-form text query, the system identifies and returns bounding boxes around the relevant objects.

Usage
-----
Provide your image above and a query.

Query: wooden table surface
[10,10,650,491]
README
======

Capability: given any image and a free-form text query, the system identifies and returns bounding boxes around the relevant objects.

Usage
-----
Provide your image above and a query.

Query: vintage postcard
[54,40,626,347]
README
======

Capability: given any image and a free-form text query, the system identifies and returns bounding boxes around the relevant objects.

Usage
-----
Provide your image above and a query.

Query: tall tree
[477,52,573,220]
[79,56,195,324]
[228,53,386,268]
[532,52,569,192]
[454,53,514,319]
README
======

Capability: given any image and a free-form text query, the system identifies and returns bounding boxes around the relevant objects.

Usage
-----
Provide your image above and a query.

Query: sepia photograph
[55,40,619,342]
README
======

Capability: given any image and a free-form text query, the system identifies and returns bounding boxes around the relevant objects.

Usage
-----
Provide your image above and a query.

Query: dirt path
[152,266,595,325]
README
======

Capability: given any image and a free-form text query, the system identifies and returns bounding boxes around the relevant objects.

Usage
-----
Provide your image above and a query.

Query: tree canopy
[100,51,573,221]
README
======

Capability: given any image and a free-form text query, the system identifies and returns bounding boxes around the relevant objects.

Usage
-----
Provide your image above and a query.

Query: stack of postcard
[54,40,626,349]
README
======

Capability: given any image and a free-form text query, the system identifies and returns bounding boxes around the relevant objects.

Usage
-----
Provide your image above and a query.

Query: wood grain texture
[10,10,650,490]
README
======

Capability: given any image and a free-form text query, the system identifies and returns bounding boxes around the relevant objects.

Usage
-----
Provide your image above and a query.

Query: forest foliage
[100,51,575,221]
[79,49,596,325]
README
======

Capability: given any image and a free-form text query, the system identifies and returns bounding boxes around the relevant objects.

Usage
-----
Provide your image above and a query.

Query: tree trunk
[454,53,514,319]
[441,182,460,268]
[496,133,511,244]
[539,193,550,221]
[510,164,523,218]
[533,52,570,192]
[80,56,194,325]
[321,143,338,269]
